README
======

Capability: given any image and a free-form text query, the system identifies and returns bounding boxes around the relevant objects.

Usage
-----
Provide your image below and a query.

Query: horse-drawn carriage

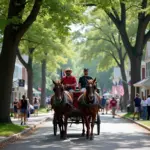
[52,82,101,140]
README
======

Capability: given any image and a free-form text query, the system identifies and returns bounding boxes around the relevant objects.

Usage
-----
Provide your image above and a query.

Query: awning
[133,78,150,88]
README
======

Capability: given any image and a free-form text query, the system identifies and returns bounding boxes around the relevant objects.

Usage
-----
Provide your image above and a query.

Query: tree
[81,0,150,110]
[0,0,83,123]
[78,12,130,108]
[0,0,42,123]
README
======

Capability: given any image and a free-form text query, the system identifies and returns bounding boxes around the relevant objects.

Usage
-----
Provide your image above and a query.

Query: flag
[38,87,42,91]
[117,80,124,96]
[60,69,65,79]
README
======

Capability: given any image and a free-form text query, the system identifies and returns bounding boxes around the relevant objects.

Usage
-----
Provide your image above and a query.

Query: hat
[84,68,88,71]
[65,68,72,72]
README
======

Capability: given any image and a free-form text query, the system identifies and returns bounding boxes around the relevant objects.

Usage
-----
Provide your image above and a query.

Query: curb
[0,116,52,148]
[117,114,150,132]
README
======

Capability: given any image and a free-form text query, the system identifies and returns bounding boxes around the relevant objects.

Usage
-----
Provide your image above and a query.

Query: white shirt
[141,100,147,107]
[147,98,150,106]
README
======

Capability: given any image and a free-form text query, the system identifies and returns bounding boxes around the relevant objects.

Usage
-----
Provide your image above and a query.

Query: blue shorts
[34,106,39,110]
[14,107,18,113]
[21,109,27,113]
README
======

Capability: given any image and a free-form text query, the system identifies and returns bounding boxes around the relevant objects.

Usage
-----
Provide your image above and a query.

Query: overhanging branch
[16,48,28,69]
[143,30,150,47]
[17,0,42,39]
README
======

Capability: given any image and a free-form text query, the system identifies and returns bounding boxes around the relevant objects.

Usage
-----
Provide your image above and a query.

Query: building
[11,56,28,103]
[134,41,150,98]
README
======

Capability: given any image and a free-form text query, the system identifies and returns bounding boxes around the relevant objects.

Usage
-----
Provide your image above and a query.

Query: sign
[18,79,25,87]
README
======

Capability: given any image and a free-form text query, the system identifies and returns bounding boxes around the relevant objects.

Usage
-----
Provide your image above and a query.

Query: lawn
[123,113,150,127]
[38,107,48,114]
[123,112,134,119]
[138,121,150,127]
[0,123,27,137]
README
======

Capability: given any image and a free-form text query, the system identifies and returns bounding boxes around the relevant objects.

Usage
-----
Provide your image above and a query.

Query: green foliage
[0,123,27,136]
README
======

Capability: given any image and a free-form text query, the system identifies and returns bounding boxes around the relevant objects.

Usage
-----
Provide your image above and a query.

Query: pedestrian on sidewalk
[141,96,147,120]
[20,95,28,125]
[33,97,39,116]
[146,95,150,120]
[17,99,21,120]
[101,96,107,115]
[27,98,30,119]
[13,98,18,119]
[133,93,141,120]
[110,97,117,118]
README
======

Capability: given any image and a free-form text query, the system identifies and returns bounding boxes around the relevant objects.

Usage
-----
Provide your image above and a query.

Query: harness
[79,93,100,108]
[53,93,73,107]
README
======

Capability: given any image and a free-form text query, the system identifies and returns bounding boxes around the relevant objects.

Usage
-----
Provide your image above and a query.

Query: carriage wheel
[53,116,57,136]
[97,114,101,135]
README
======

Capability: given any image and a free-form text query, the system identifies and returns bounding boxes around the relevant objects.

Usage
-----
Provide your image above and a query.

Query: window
[146,62,150,77]
[13,64,22,79]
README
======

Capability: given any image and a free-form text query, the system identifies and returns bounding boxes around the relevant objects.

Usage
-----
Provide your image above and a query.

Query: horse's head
[52,80,64,102]
[86,78,97,103]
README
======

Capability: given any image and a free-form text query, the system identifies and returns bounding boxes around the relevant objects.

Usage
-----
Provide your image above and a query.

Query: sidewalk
[11,111,54,126]
[117,112,150,131]
[0,111,54,143]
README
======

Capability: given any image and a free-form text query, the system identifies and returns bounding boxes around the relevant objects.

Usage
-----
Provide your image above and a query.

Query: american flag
[117,80,124,96]
[60,69,66,79]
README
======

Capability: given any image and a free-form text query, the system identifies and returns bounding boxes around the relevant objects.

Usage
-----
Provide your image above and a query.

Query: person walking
[20,95,28,125]
[146,95,150,120]
[141,96,147,120]
[133,93,141,120]
[101,96,107,115]
[110,97,117,118]
[33,97,39,116]
[13,98,18,119]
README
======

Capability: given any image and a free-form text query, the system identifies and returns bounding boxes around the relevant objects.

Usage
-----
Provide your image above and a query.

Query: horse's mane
[54,80,61,84]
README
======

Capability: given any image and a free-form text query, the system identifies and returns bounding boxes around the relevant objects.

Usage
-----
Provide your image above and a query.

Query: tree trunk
[0,29,19,123]
[27,67,33,104]
[41,59,46,107]
[130,55,142,112]
[120,63,129,110]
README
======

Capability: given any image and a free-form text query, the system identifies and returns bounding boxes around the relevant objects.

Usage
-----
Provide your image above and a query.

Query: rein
[53,92,72,107]
[79,92,99,108]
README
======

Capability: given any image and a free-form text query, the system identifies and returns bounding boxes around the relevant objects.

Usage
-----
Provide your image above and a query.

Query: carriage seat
[72,89,84,108]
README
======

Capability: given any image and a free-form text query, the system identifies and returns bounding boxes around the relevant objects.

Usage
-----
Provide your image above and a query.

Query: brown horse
[78,78,101,140]
[51,80,73,139]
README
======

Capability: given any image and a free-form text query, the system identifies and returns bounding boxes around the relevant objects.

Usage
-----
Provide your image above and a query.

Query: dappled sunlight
[3,115,150,150]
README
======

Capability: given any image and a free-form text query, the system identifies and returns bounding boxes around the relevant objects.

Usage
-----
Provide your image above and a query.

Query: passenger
[79,68,92,92]
[61,68,77,97]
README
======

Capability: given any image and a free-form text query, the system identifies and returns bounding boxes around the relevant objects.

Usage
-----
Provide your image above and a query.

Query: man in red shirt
[110,97,117,118]
[61,68,77,92]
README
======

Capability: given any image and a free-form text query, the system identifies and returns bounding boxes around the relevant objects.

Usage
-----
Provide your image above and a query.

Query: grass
[0,123,27,137]
[123,112,134,119]
[38,107,48,114]
[138,121,150,127]
[123,113,150,127]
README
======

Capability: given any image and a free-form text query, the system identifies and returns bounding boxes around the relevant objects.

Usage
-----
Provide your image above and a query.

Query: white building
[134,41,150,98]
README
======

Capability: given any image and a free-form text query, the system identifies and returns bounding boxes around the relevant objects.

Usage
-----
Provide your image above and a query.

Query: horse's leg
[84,116,90,139]
[90,113,97,140]
[58,115,64,139]
[81,117,85,136]
[63,114,69,139]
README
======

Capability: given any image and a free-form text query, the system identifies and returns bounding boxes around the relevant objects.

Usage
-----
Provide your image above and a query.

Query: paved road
[2,114,150,150]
